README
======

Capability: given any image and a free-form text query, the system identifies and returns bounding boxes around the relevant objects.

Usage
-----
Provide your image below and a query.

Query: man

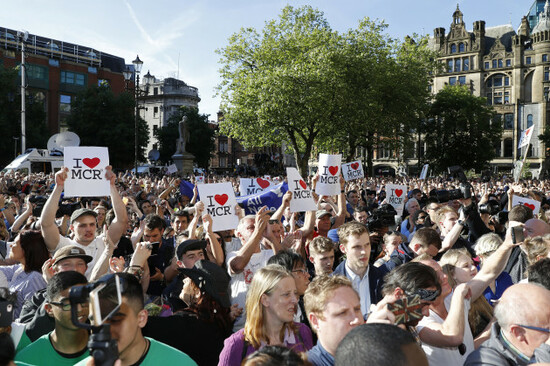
[305,275,364,366]
[268,250,311,324]
[528,257,550,290]
[346,190,360,217]
[353,206,368,225]
[139,200,154,216]
[464,283,550,365]
[504,205,535,283]
[436,206,476,256]
[141,214,174,297]
[40,167,128,279]
[335,323,428,366]
[172,211,190,236]
[424,199,441,230]
[385,228,441,271]
[227,207,277,331]
[75,273,197,366]
[308,236,335,276]
[333,222,388,319]
[16,271,90,365]
[314,210,333,238]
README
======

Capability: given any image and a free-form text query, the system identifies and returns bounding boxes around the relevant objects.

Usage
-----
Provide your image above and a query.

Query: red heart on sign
[82,157,100,169]
[351,162,359,170]
[524,203,535,211]
[299,180,307,189]
[395,189,403,197]
[214,194,229,206]
[328,166,338,176]
[256,178,270,189]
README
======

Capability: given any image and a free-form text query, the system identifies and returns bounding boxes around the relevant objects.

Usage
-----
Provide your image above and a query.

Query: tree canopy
[154,107,214,169]
[66,85,149,169]
[216,5,436,175]
[0,67,49,167]
[424,85,501,173]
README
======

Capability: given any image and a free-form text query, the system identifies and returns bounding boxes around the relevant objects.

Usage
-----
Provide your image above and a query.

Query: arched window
[486,74,511,105]
[527,114,534,128]
[450,44,457,54]
[459,43,465,52]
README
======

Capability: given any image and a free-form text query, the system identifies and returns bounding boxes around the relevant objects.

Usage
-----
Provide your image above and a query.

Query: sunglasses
[410,288,441,302]
[516,324,550,333]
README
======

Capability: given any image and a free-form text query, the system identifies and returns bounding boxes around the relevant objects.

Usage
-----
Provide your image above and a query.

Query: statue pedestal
[172,152,195,176]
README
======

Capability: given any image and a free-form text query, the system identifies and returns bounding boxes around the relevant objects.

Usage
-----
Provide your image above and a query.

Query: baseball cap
[178,260,230,308]
[316,210,331,220]
[70,208,98,223]
[176,239,207,260]
[52,245,93,266]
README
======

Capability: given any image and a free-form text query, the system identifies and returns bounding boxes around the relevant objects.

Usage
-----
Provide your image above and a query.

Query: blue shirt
[308,341,334,366]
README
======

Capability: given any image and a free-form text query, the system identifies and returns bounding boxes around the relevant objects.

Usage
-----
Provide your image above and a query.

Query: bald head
[524,219,550,238]
[495,283,550,357]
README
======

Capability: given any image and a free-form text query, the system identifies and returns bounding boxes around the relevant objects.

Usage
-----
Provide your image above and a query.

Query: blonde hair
[435,206,457,229]
[439,248,471,288]
[338,222,369,248]
[309,236,334,255]
[244,264,295,349]
[475,233,503,258]
[521,235,550,265]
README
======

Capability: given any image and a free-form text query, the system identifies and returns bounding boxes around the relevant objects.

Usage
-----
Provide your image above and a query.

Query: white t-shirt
[55,235,105,279]
[417,292,474,366]
[227,249,274,332]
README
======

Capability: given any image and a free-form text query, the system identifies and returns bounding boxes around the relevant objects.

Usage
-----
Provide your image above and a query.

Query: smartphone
[147,242,160,256]
[387,294,425,325]
[511,226,524,244]
[89,275,122,327]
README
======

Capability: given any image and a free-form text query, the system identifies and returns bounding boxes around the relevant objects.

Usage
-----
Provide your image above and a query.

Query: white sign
[195,176,205,184]
[518,126,534,149]
[386,184,407,216]
[166,164,178,174]
[341,160,364,181]
[198,182,239,231]
[511,195,541,214]
[63,147,110,197]
[315,153,342,196]
[420,164,429,180]
[286,168,317,213]
[239,177,272,196]
[513,161,524,183]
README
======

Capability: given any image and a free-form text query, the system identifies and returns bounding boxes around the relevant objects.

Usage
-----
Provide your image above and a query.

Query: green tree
[66,85,149,169]
[0,67,49,166]
[424,85,501,173]
[217,6,347,176]
[154,107,214,168]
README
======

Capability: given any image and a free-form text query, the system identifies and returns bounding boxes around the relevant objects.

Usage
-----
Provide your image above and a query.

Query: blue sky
[1,1,531,120]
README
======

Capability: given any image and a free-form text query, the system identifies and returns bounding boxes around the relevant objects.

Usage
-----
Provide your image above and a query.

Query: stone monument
[172,115,195,175]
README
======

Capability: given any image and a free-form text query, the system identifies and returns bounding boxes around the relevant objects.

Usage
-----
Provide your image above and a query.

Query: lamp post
[132,56,143,174]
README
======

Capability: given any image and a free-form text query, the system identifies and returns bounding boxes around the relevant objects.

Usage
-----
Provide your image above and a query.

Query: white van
[3,149,64,175]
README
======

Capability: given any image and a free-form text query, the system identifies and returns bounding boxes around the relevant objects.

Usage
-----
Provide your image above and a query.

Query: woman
[474,233,513,304]
[0,230,49,319]
[218,264,313,366]
[439,249,493,342]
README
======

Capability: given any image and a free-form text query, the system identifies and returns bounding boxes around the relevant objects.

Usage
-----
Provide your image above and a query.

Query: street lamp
[132,55,143,174]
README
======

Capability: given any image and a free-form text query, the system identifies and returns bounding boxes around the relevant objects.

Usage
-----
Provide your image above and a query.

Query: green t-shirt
[15,333,90,366]
[74,337,197,366]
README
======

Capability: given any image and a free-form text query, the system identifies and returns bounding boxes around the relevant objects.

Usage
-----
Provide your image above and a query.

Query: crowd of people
[1,167,550,366]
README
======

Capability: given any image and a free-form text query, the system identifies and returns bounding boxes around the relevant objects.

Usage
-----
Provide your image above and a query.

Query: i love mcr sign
[386,184,407,216]
[341,160,364,181]
[197,182,239,231]
[63,147,110,197]
[315,153,341,196]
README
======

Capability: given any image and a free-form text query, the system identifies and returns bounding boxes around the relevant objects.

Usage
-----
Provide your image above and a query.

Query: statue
[176,116,189,154]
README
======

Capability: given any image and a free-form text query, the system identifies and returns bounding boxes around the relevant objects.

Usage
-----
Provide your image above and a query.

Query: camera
[29,195,48,217]
[479,200,501,216]
[69,274,124,366]
[366,204,397,231]
[56,202,82,218]
[431,166,473,203]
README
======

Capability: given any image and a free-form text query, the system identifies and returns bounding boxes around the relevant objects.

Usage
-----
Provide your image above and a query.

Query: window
[494,140,502,157]
[498,59,503,68]
[527,114,534,128]
[504,91,510,104]
[153,106,159,117]
[153,87,158,96]
[506,59,511,67]
[454,59,461,72]
[459,43,465,52]
[49,59,59,67]
[545,87,550,102]
[504,114,514,129]
[447,60,453,73]
[449,77,457,85]
[503,139,513,157]
[60,71,86,86]
[451,44,457,54]
[545,67,550,81]
[484,61,490,69]
[153,125,158,134]
[88,67,97,74]
[492,60,497,68]
[23,64,48,81]
[494,91,503,104]
[219,156,227,168]
[526,56,532,64]
[458,76,466,85]
[504,76,510,86]
[544,54,548,62]
[59,95,72,113]
[492,114,502,126]
[463,58,469,71]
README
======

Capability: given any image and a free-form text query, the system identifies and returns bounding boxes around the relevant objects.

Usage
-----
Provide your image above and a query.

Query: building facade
[137,73,200,155]
[370,1,550,177]
[0,27,128,135]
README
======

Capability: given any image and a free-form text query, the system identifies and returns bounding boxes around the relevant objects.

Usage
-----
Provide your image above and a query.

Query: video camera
[69,274,124,366]
[29,195,48,217]
[366,204,397,231]
[431,166,473,203]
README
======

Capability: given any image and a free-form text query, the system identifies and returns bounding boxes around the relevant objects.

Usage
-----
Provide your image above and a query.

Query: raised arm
[271,191,291,222]
[229,207,269,275]
[40,168,67,250]
[332,176,347,229]
[104,166,128,245]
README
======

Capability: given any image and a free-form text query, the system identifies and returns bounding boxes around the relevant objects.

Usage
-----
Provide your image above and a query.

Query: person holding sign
[39,167,128,279]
